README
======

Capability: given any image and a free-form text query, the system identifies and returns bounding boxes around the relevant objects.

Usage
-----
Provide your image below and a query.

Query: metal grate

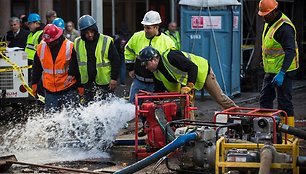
[0,66,13,89]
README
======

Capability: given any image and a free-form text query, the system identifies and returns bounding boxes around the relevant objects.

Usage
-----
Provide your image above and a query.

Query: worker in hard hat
[138,46,238,116]
[74,15,120,105]
[125,10,175,104]
[25,13,44,65]
[258,0,299,128]
[164,22,180,50]
[52,17,65,30]
[31,24,79,112]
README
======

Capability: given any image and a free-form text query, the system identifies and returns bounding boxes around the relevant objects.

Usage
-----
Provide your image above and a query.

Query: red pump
[134,91,196,158]
[142,102,177,149]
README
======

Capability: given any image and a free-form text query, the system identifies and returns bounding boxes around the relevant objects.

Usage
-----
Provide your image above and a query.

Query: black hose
[278,123,306,140]
[154,108,176,141]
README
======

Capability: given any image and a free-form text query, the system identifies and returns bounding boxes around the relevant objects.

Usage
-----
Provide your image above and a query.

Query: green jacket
[164,30,180,50]
[262,13,299,73]
[74,34,112,85]
[124,31,175,64]
[25,30,43,60]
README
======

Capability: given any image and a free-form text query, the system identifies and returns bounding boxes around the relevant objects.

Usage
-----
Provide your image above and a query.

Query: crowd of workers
[0,0,298,129]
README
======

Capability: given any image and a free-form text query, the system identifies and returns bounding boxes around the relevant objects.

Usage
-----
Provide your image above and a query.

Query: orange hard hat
[258,0,278,16]
[43,24,63,43]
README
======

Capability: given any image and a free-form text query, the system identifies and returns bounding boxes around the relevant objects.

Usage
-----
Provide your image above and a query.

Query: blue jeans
[45,89,78,113]
[129,78,154,103]
[260,72,294,116]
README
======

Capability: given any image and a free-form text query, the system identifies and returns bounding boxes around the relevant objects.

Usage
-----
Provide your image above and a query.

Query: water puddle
[0,96,134,164]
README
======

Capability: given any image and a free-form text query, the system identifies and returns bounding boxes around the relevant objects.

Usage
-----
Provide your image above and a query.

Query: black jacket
[6,28,30,49]
[154,50,199,92]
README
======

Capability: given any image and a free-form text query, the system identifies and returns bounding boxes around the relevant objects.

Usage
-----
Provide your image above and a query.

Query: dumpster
[179,0,241,97]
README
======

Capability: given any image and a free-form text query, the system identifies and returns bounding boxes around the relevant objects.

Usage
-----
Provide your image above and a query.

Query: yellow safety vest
[262,14,299,73]
[25,30,43,60]
[154,48,209,92]
[124,31,175,64]
[74,34,112,85]
[164,30,181,50]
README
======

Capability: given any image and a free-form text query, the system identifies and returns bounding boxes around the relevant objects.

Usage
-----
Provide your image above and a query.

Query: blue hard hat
[78,15,96,31]
[138,46,159,66]
[52,18,65,30]
[28,13,41,23]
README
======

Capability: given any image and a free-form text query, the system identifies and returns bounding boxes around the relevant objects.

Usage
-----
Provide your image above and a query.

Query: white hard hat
[141,10,162,25]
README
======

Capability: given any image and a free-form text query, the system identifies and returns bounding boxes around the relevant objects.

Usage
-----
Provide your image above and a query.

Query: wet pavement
[1,79,306,173]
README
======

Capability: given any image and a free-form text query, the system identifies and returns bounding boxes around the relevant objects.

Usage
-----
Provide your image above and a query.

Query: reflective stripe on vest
[154,49,209,92]
[124,31,175,63]
[37,39,76,92]
[74,34,112,85]
[40,41,72,75]
[25,30,43,60]
[161,50,188,84]
[262,14,299,73]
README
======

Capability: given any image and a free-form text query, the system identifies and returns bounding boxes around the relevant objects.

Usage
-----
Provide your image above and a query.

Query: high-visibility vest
[25,30,43,60]
[164,30,181,50]
[74,34,112,85]
[262,14,299,73]
[153,48,209,92]
[36,39,76,92]
[124,31,175,64]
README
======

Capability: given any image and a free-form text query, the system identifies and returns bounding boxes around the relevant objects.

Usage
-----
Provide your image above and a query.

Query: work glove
[180,82,195,103]
[78,87,85,96]
[272,70,285,87]
[31,84,37,97]
[78,87,85,104]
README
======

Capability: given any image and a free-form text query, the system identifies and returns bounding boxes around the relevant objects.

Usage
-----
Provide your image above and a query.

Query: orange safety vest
[36,39,76,92]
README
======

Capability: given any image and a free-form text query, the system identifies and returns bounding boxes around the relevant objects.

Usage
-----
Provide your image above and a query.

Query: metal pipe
[112,0,115,36]
[170,0,175,22]
[76,0,80,30]
[258,146,273,174]
[6,160,103,174]
[145,0,149,12]
[114,132,198,174]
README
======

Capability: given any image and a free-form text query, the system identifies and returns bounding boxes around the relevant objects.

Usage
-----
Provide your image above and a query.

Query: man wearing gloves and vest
[74,15,120,104]
[31,24,79,112]
[125,10,175,104]
[138,46,237,117]
[25,13,44,65]
[258,0,299,128]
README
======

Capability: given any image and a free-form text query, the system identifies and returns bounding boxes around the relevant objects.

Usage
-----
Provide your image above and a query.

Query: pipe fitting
[259,145,274,174]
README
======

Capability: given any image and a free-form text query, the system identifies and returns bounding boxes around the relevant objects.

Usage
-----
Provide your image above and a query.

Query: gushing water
[0,96,135,163]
